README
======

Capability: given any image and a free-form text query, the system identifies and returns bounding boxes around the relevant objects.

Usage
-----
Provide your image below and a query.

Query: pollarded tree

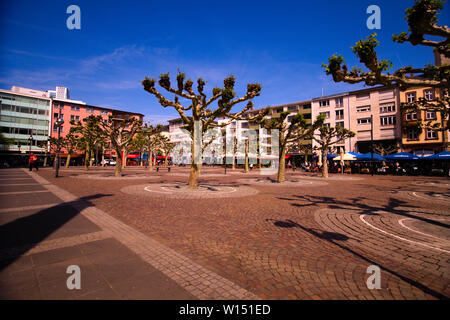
[130,132,147,166]
[159,135,175,166]
[142,71,268,188]
[322,0,449,89]
[287,142,314,165]
[259,112,324,182]
[70,115,103,171]
[312,124,355,178]
[322,0,449,146]
[97,115,143,177]
[373,141,399,156]
[62,133,79,168]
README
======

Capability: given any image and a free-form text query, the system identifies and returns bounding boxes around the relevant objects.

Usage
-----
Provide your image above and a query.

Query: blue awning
[425,151,450,160]
[385,152,420,160]
[355,152,386,161]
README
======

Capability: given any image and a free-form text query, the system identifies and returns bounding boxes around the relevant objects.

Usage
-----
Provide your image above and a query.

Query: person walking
[29,152,38,171]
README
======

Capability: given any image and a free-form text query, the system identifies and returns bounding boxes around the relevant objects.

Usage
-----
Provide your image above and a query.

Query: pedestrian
[29,152,38,171]
[250,163,253,171]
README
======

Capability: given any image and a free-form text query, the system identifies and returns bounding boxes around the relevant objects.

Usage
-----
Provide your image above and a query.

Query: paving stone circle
[71,173,162,180]
[121,183,259,199]
[236,176,328,186]
[290,173,364,181]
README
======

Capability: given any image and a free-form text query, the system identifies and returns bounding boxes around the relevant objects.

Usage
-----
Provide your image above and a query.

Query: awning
[333,153,357,161]
[355,152,386,161]
[385,152,420,160]
[425,151,450,160]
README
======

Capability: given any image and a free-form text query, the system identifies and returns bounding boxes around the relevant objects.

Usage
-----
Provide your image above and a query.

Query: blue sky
[0,0,448,124]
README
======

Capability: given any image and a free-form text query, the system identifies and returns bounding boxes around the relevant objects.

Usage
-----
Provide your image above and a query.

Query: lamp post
[28,134,33,153]
[55,117,64,178]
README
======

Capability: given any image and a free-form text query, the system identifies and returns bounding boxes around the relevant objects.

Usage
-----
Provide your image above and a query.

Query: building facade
[400,86,448,156]
[0,88,52,153]
[311,87,402,154]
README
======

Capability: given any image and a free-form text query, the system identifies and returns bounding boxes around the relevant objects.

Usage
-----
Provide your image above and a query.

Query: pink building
[311,87,401,153]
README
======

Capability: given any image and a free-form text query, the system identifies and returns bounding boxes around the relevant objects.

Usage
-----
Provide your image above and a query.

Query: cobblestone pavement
[3,166,450,299]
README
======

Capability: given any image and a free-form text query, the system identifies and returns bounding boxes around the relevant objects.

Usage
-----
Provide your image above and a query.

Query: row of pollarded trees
[68,116,172,177]
[142,71,357,187]
[71,116,176,176]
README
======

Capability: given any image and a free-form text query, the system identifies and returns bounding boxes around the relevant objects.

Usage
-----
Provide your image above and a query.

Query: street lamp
[54,117,64,178]
[28,133,33,153]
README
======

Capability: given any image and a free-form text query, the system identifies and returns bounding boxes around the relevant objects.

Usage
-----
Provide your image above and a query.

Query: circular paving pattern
[236,177,328,186]
[391,190,450,205]
[120,183,259,199]
[411,181,450,189]
[71,173,162,180]
[290,174,364,181]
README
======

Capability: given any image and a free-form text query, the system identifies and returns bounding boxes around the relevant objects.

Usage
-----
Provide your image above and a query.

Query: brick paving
[1,166,449,300]
[0,168,196,300]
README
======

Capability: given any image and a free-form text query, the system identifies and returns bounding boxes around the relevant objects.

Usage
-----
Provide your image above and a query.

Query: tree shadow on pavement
[279,194,449,228]
[267,217,448,300]
[0,193,112,272]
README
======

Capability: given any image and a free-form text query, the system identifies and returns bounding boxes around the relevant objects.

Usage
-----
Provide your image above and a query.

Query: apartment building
[311,87,401,153]
[167,100,313,163]
[0,88,52,153]
[0,85,144,160]
[401,86,448,157]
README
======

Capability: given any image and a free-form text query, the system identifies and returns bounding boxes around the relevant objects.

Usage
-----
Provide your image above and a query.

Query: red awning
[127,154,140,158]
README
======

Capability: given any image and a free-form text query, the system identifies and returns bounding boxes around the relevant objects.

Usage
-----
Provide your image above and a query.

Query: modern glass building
[0,89,51,153]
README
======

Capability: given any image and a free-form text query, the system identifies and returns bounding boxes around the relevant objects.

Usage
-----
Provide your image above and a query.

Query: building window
[406,92,416,103]
[302,104,311,109]
[405,113,418,121]
[71,104,80,111]
[356,105,371,113]
[426,129,437,140]
[356,93,370,101]
[100,110,108,115]
[336,121,344,128]
[380,116,396,126]
[424,89,434,101]
[357,118,371,125]
[407,129,419,140]
[335,97,344,108]
[86,107,95,113]
[288,105,298,111]
[335,109,344,120]
[380,105,396,113]
[379,90,394,100]
[426,111,437,120]
[320,111,330,119]
[319,100,330,107]
[70,115,80,121]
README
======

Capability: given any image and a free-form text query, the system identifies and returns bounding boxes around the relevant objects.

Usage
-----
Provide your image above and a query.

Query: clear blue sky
[0,0,448,124]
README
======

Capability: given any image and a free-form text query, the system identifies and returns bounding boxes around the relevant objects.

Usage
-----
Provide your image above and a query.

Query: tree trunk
[148,151,153,171]
[43,151,48,167]
[188,126,201,189]
[140,151,143,166]
[277,146,286,183]
[115,149,122,177]
[122,150,127,169]
[84,147,90,171]
[322,150,329,178]
[102,146,105,167]
[244,140,249,173]
[65,154,71,168]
